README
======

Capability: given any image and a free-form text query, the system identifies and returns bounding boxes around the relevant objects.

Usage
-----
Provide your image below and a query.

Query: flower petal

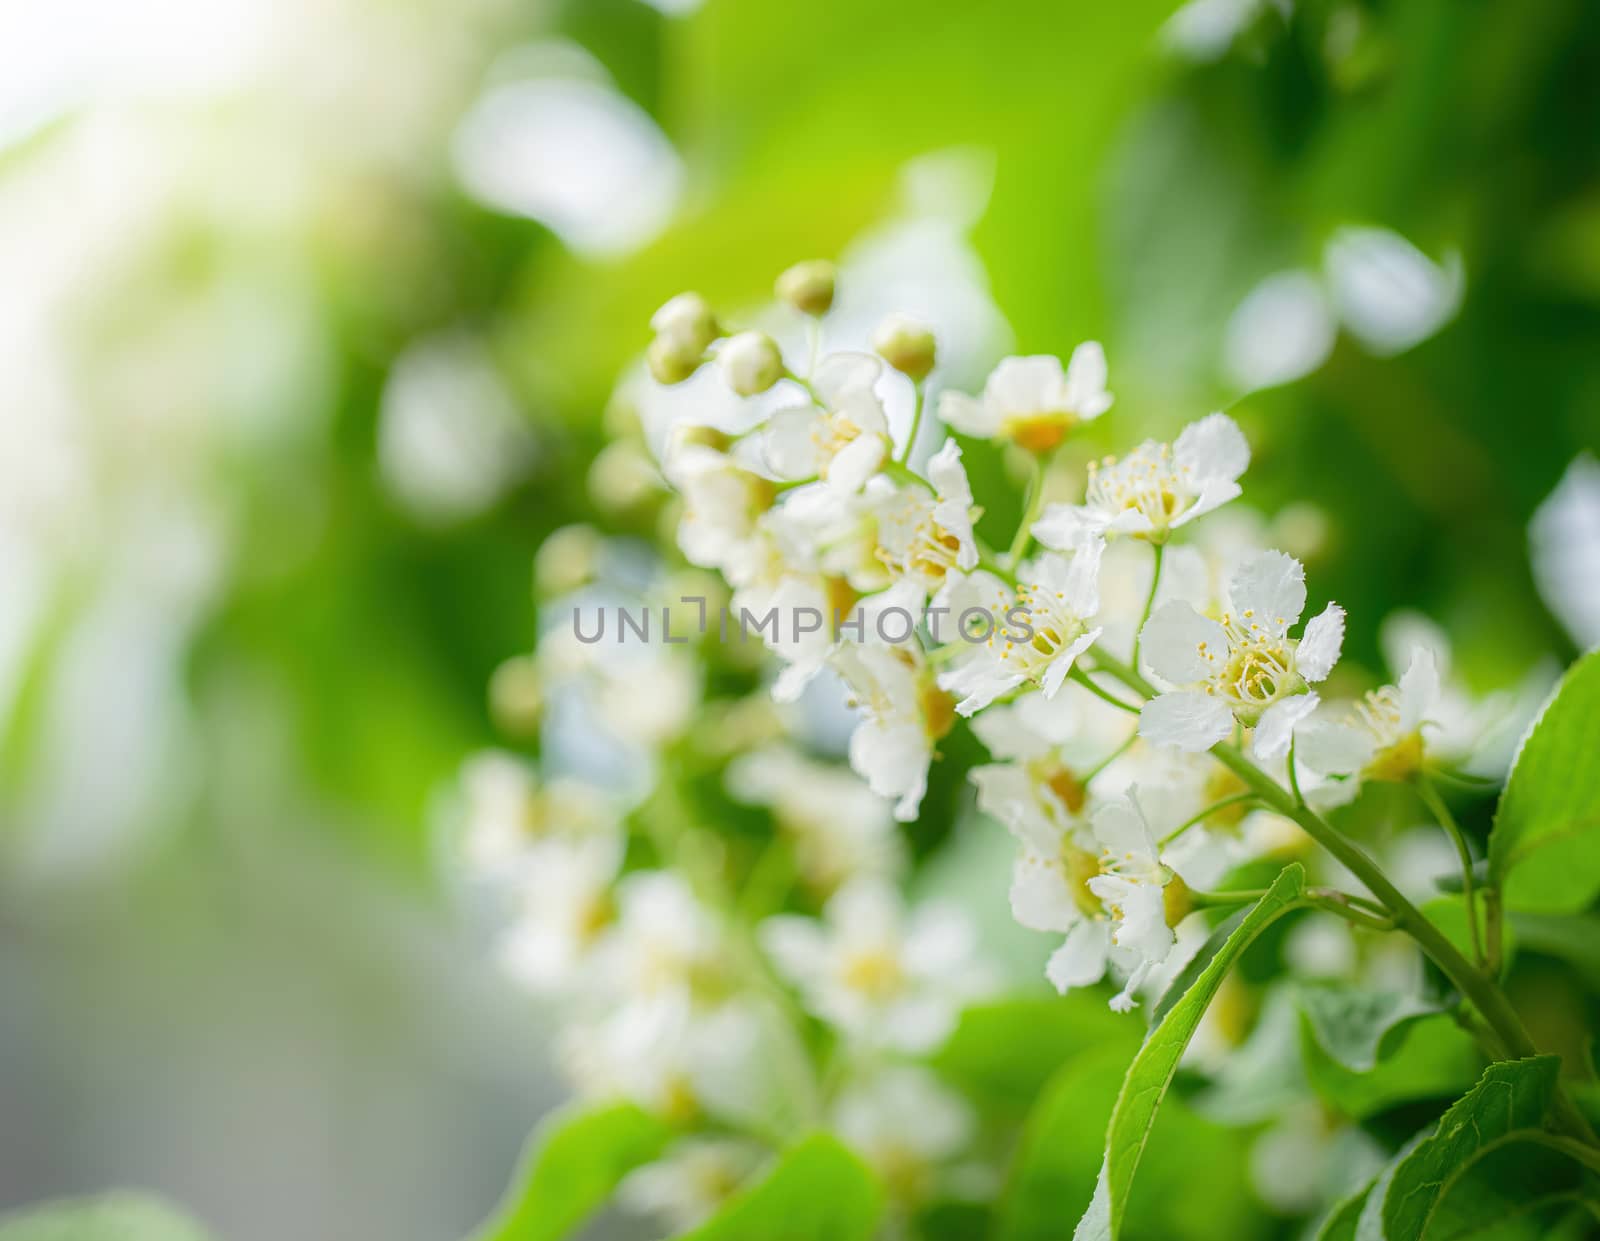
[1251,692,1320,760]
[1227,549,1306,634]
[1010,853,1079,933]
[1138,690,1234,751]
[1032,503,1108,550]
[985,355,1065,415]
[1174,412,1250,483]
[1063,341,1112,418]
[813,351,882,406]
[1296,603,1345,682]
[936,390,994,436]
[762,406,823,479]
[1140,600,1227,685]
[1397,646,1441,732]
[1296,713,1375,775]
[1045,918,1110,992]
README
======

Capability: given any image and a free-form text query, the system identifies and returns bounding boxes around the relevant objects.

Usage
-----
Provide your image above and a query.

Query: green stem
[1189,887,1268,909]
[1083,733,1138,785]
[1131,542,1164,673]
[1308,889,1398,932]
[1006,457,1045,566]
[1287,736,1307,808]
[1086,643,1598,1146]
[1417,775,1485,967]
[1068,666,1142,715]
[1158,791,1260,847]
[897,382,926,466]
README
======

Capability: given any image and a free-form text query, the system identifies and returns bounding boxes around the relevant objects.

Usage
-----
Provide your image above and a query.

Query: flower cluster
[451,469,992,1230]
[638,259,1512,1021]
[456,258,1530,1235]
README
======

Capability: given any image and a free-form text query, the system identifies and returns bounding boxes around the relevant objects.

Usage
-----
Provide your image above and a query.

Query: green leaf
[0,1194,212,1241]
[675,1133,881,1241]
[1316,1182,1374,1241]
[1301,1013,1482,1121]
[468,1102,671,1241]
[1001,1040,1266,1241]
[1299,984,1450,1073]
[1355,1057,1561,1240]
[1074,863,1307,1240]
[934,993,1135,1111]
[1422,1131,1600,1240]
[1489,651,1600,914]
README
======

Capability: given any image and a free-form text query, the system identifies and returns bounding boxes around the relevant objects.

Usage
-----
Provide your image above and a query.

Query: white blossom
[831,641,955,822]
[867,437,979,605]
[601,870,728,1004]
[759,877,988,1051]
[1032,413,1250,547]
[619,1138,765,1233]
[833,1067,976,1205]
[938,543,1105,716]
[992,783,1180,1010]
[497,834,622,993]
[459,752,619,878]
[665,441,774,574]
[1139,550,1344,759]
[762,353,893,494]
[725,745,905,892]
[936,344,1111,452]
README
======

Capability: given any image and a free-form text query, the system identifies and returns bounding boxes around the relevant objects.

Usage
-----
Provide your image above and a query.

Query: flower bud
[719,330,785,396]
[650,292,720,356]
[872,314,937,381]
[775,260,836,316]
[488,654,543,739]
[588,440,662,513]
[535,523,603,597]
[647,334,703,385]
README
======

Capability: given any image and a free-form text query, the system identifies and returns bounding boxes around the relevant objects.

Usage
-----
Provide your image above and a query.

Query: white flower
[1085,793,1179,1010]
[458,752,619,877]
[497,835,622,993]
[992,784,1177,1011]
[665,442,774,573]
[868,437,979,604]
[602,870,728,1004]
[719,330,784,395]
[1138,550,1345,759]
[936,344,1111,452]
[760,877,988,1052]
[937,544,1105,716]
[619,1138,766,1233]
[1032,413,1249,548]
[833,1067,976,1205]
[725,745,905,892]
[1297,647,1439,782]
[762,353,892,494]
[560,994,787,1129]
[831,642,956,822]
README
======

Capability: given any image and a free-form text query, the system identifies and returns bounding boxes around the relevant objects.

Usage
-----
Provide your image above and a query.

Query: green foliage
[1315,1183,1371,1241]
[933,993,1136,1112]
[1300,1013,1482,1121]
[1299,984,1451,1073]
[1490,651,1600,914]
[467,1102,670,1241]
[1000,1040,1264,1241]
[674,1134,880,1241]
[0,1195,212,1241]
[1354,1056,1565,1240]
[1074,864,1306,1240]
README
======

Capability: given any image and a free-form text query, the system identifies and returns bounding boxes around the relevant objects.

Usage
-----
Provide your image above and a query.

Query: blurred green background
[2,0,1597,1237]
